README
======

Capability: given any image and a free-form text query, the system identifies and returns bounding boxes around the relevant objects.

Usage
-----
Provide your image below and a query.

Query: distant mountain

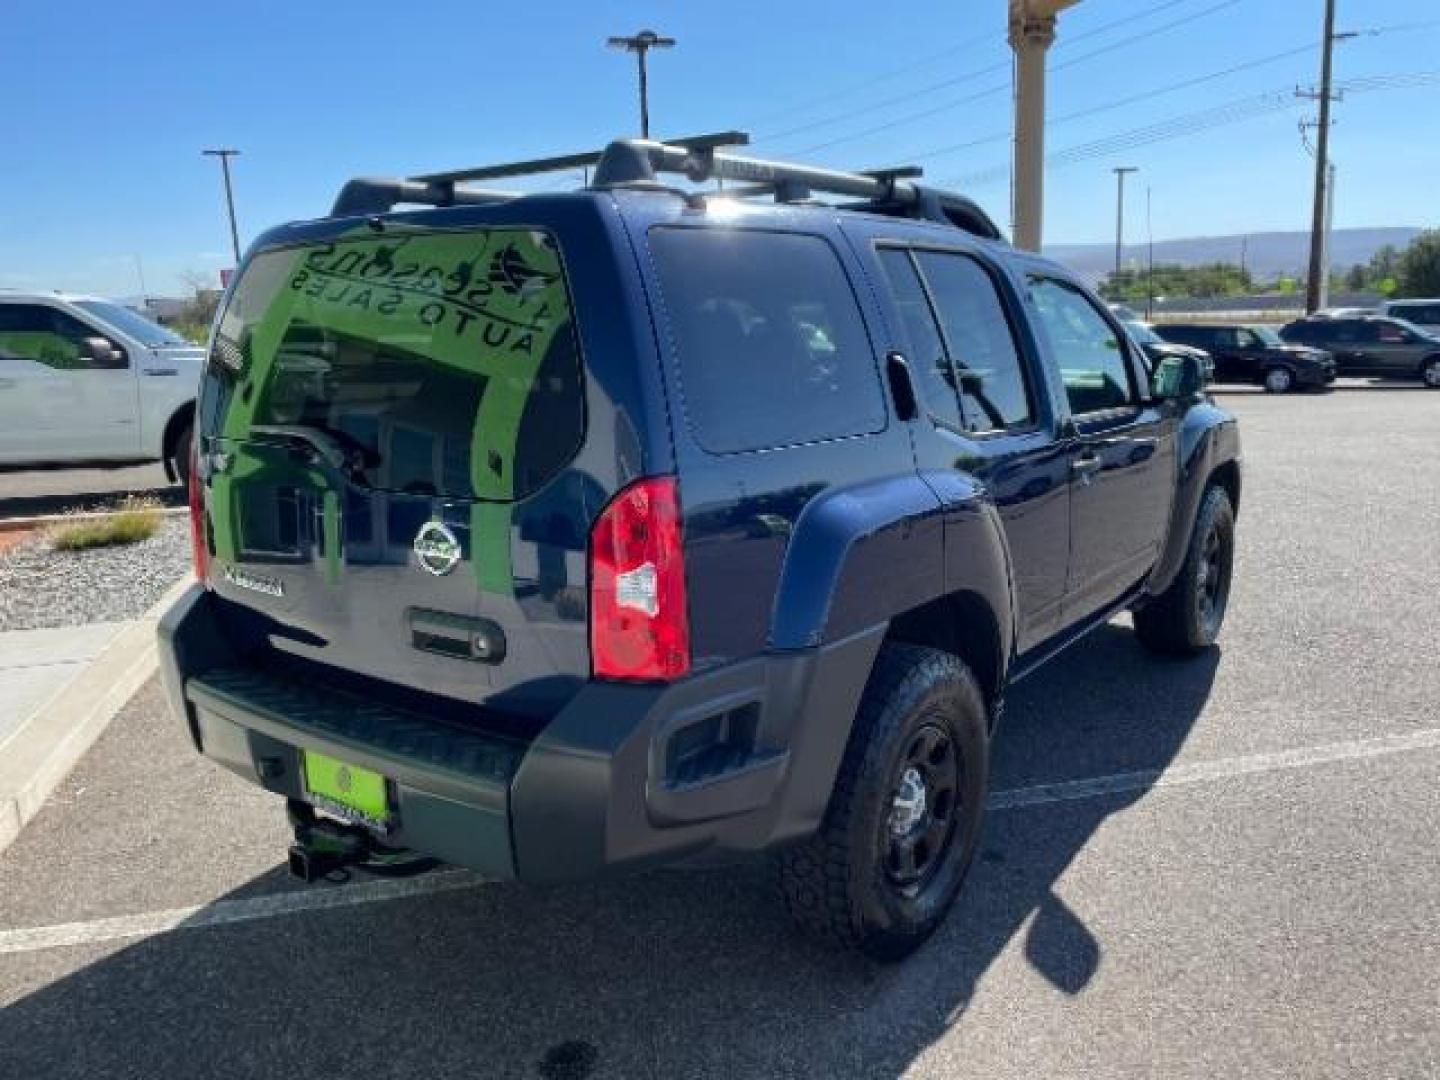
[1045,227,1424,284]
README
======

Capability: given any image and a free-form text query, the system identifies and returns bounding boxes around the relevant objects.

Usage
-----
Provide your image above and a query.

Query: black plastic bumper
[158,585,884,884]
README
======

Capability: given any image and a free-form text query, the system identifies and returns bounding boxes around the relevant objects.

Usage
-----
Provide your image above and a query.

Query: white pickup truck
[0,291,204,482]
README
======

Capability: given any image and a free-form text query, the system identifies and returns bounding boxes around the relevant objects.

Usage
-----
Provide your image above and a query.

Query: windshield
[202,227,584,502]
[75,300,193,348]
[1248,325,1285,346]
[1124,320,1163,346]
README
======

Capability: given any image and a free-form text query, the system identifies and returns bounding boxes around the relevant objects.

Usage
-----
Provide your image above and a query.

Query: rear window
[203,228,583,502]
[649,228,886,454]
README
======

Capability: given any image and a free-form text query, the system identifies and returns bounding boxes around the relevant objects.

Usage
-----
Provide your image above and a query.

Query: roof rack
[330,131,1002,241]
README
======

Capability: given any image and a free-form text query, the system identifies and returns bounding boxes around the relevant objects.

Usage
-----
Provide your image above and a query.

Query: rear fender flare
[768,471,1016,668]
[769,473,947,650]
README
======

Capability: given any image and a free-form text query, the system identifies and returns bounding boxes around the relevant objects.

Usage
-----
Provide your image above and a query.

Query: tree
[1343,263,1368,292]
[173,268,222,343]
[1397,229,1440,298]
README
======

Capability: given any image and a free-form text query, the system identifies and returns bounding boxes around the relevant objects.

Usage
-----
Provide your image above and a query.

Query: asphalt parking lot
[2,388,1438,1079]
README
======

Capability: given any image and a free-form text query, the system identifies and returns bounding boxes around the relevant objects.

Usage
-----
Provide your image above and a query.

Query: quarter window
[1028,278,1137,415]
[913,251,1033,433]
[649,229,886,454]
[0,304,120,370]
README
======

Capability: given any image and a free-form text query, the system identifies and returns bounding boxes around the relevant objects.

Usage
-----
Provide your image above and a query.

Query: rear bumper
[158,585,883,884]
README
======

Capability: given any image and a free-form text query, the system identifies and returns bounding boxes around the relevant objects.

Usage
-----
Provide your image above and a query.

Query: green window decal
[203,227,585,591]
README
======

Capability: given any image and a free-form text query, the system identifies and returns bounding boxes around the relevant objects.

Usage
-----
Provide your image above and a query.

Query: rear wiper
[250,423,381,475]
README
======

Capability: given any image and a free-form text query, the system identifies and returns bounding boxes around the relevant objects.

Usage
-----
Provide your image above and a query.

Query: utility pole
[1319,161,1337,309]
[1303,0,1337,314]
[1146,186,1155,320]
[1113,166,1138,288]
[606,30,675,139]
[202,149,242,264]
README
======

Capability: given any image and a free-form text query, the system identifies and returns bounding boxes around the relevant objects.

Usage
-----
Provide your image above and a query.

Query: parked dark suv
[160,133,1242,959]
[1159,323,1335,392]
[1280,316,1440,387]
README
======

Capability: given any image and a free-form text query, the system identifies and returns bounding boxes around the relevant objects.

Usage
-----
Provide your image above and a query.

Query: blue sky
[2,0,1436,296]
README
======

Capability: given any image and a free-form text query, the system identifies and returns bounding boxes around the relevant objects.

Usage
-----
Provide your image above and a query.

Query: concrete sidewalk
[0,623,133,748]
[0,578,189,853]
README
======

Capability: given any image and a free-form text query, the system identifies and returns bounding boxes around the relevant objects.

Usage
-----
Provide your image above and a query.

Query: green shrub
[50,498,163,551]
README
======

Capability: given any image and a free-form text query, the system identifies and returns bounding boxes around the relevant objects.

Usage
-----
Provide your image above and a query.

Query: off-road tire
[776,643,989,961]
[1134,484,1235,655]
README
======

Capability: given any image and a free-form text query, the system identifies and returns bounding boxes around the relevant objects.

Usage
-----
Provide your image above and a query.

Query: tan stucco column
[1009,0,1076,252]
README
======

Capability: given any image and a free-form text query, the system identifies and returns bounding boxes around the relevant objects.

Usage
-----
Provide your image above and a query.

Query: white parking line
[0,871,481,957]
[2,727,1437,957]
[990,728,1440,809]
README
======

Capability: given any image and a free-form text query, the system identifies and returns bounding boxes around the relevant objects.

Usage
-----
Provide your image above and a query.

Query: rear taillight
[589,476,690,682]
[187,438,209,583]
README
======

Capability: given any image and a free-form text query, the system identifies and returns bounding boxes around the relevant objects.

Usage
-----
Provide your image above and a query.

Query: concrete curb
[0,575,192,855]
[0,508,189,535]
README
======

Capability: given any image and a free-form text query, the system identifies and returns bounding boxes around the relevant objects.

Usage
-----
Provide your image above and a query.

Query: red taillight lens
[589,476,690,682]
[187,437,209,583]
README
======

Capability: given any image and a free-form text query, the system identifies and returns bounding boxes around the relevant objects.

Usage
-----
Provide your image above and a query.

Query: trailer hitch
[286,800,439,882]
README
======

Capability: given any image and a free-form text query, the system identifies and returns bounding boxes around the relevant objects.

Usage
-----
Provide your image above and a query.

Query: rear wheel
[1421,356,1440,389]
[1262,366,1295,393]
[776,644,989,961]
[1134,485,1235,655]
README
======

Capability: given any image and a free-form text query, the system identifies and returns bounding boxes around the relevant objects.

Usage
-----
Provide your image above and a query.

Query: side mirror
[80,336,127,369]
[1152,353,1210,402]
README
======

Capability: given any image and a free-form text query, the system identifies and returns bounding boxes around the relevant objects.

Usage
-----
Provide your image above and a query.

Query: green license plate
[302,751,392,829]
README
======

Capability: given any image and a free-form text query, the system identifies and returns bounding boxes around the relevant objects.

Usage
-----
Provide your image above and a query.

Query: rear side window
[649,229,886,454]
[204,228,583,502]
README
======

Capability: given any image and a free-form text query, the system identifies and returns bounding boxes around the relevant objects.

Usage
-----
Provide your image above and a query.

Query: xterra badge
[223,564,285,598]
[414,521,462,576]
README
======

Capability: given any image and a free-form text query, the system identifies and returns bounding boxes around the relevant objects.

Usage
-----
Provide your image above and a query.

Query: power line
[744,29,1000,128]
[1048,0,1243,76]
[756,0,1204,147]
[770,0,1251,159]
[884,40,1319,168]
[942,69,1440,189]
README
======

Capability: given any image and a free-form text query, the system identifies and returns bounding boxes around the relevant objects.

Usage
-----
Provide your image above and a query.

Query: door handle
[1071,454,1103,480]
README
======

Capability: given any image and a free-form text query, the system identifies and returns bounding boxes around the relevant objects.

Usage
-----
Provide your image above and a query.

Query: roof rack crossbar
[329,132,1002,240]
[330,178,519,217]
[592,138,1002,240]
[411,130,750,185]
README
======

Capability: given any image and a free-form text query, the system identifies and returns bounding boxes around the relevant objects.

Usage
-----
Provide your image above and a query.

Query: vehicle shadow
[0,624,1218,1080]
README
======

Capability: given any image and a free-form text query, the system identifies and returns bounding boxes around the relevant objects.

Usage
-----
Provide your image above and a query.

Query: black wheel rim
[1195,518,1231,637]
[881,722,961,895]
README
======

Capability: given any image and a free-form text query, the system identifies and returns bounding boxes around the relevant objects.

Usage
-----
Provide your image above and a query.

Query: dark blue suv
[160,133,1241,959]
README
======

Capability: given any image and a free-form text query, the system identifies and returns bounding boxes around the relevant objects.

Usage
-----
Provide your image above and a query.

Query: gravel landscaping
[0,516,191,632]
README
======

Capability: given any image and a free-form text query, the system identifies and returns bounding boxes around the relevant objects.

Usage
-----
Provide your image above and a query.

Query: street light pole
[606,30,676,139]
[202,149,242,264]
[1113,166,1138,286]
